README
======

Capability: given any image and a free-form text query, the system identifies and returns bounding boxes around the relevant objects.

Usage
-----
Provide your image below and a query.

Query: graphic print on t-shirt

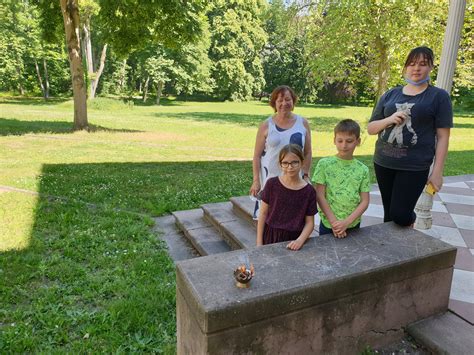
[381,102,417,148]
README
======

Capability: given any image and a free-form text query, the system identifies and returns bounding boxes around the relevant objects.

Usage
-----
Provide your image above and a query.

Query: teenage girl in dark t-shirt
[367,46,453,226]
[257,144,317,250]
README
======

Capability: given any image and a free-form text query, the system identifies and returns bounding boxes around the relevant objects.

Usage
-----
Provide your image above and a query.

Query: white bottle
[414,184,435,229]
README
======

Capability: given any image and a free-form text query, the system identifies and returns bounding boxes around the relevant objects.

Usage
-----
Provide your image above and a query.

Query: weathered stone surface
[219,219,256,249]
[202,202,237,226]
[176,222,457,354]
[407,312,474,355]
[185,226,231,256]
[173,209,211,231]
[202,201,253,250]
[152,216,199,262]
[173,209,232,256]
[230,196,256,226]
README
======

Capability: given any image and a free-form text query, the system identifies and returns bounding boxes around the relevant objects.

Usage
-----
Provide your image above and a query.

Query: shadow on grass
[38,160,253,215]
[0,118,140,136]
[153,111,342,131]
[123,96,189,107]
[0,160,253,352]
[453,108,474,118]
[453,122,474,129]
[0,96,71,106]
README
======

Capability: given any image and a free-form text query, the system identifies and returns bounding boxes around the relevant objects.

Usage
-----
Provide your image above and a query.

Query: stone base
[176,223,456,354]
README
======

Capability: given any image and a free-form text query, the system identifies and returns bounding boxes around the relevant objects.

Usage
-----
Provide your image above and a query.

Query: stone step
[230,196,256,226]
[152,215,199,262]
[231,196,320,236]
[202,201,256,249]
[407,312,474,355]
[173,209,231,256]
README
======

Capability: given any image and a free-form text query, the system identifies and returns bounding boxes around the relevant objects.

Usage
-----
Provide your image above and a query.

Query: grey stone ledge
[177,222,457,334]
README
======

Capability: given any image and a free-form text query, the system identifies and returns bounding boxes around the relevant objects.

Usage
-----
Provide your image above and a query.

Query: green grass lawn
[1,96,473,352]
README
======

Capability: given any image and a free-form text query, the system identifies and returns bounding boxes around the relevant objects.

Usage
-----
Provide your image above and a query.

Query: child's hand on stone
[287,237,304,251]
[332,220,349,238]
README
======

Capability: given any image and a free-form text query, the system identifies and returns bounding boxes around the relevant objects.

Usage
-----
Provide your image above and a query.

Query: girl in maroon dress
[257,144,317,250]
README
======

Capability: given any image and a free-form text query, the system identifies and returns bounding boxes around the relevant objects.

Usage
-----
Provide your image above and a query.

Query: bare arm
[302,118,312,178]
[250,121,268,196]
[315,183,337,226]
[429,128,450,191]
[287,215,314,251]
[256,201,269,246]
[367,111,407,135]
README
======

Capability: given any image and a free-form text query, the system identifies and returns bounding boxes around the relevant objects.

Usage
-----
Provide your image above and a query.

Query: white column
[414,0,466,230]
[436,0,467,92]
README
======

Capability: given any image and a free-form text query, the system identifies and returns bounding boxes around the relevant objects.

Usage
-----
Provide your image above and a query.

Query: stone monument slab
[176,222,456,354]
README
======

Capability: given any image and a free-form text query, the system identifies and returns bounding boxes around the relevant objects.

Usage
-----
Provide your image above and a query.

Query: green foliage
[0,1,70,95]
[305,0,448,101]
[262,0,318,101]
[2,0,473,106]
[145,55,174,87]
[208,0,268,100]
[98,0,209,56]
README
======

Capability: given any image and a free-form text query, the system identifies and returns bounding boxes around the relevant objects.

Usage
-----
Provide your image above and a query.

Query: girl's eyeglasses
[280,160,300,168]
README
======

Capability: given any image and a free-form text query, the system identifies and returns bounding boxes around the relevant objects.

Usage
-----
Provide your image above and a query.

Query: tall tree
[262,0,317,101]
[60,0,88,130]
[0,1,30,95]
[79,0,106,100]
[208,0,267,101]
[145,53,174,105]
[305,0,448,101]
[35,0,208,130]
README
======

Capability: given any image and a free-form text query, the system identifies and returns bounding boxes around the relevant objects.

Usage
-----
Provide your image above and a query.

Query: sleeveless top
[259,114,307,189]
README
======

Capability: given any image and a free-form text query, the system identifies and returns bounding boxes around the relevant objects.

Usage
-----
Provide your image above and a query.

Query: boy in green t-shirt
[312,119,370,238]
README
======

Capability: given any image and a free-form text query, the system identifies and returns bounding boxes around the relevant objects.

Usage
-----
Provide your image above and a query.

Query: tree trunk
[143,76,149,102]
[16,66,24,95]
[60,0,88,130]
[83,21,94,97]
[34,59,46,99]
[155,81,163,105]
[43,59,50,99]
[119,59,127,92]
[375,35,389,99]
[90,44,107,98]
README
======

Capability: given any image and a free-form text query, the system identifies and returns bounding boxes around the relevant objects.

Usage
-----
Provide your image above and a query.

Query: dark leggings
[374,163,429,226]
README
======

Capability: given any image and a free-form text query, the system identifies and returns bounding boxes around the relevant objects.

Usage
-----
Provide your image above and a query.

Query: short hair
[334,119,361,139]
[269,85,297,112]
[404,47,434,69]
[279,144,304,164]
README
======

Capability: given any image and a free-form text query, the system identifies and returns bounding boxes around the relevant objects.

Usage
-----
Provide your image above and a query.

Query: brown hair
[403,47,434,69]
[334,119,361,139]
[278,144,304,164]
[269,85,297,112]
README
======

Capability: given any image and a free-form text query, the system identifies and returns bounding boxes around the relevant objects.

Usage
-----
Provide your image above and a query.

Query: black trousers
[374,163,430,226]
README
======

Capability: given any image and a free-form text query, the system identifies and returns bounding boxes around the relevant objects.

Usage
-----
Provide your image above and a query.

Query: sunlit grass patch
[0,192,36,251]
[0,198,176,353]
